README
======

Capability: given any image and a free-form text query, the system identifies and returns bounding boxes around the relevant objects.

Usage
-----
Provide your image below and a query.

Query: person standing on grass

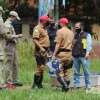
[4,11,23,87]
[72,22,92,91]
[0,6,7,89]
[52,18,74,92]
[11,15,23,87]
[32,15,50,89]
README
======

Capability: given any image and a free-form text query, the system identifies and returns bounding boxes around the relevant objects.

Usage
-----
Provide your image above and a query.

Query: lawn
[0,40,100,100]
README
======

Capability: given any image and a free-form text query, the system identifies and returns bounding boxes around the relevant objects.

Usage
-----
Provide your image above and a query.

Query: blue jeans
[73,57,91,88]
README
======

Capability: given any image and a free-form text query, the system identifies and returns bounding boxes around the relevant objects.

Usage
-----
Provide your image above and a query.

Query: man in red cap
[52,17,74,92]
[32,15,50,89]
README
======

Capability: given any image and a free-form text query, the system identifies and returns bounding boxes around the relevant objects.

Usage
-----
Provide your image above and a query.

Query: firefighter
[52,18,74,92]
[32,15,50,89]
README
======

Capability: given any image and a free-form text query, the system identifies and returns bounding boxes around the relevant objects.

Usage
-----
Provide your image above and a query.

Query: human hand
[85,52,90,59]
[52,55,56,60]
[40,47,45,53]
[18,34,23,38]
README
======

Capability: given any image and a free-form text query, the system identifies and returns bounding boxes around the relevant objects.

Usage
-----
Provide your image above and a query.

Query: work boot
[0,84,7,90]
[32,74,39,88]
[66,80,70,88]
[57,77,69,92]
[37,75,43,88]
[7,82,16,89]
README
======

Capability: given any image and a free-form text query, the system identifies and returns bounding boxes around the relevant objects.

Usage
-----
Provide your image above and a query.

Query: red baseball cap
[39,15,49,22]
[59,18,69,25]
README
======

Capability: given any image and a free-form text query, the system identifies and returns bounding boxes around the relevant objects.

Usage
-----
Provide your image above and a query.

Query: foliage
[0,0,5,6]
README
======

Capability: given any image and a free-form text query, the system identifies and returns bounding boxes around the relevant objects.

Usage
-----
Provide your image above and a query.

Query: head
[74,22,84,33]
[39,15,50,28]
[59,18,69,27]
[0,6,4,16]
[49,19,55,28]
[49,22,55,28]
[9,11,20,21]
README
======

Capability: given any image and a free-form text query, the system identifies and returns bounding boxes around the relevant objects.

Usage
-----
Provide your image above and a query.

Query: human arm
[33,39,45,52]
[33,27,45,52]
[85,33,92,59]
[52,30,62,59]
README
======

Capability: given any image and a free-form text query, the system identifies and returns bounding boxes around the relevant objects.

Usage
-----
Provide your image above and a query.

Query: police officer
[52,18,74,92]
[4,11,22,87]
[72,22,92,90]
[32,15,50,89]
[0,6,7,89]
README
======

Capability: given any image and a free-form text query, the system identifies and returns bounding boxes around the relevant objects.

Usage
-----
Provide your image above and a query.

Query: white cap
[9,11,20,20]
[0,6,4,12]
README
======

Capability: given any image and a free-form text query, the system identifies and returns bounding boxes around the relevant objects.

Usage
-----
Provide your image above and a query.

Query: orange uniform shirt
[55,27,74,50]
[55,27,74,61]
[33,24,50,48]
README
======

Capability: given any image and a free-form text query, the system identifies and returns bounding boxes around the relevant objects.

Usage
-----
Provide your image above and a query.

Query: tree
[4,0,38,10]
[5,0,21,10]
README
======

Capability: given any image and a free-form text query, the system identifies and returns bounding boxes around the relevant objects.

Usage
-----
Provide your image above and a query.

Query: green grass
[0,40,100,100]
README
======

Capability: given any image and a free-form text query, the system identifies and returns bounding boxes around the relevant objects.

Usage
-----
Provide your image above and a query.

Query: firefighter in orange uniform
[53,18,74,92]
[32,15,50,88]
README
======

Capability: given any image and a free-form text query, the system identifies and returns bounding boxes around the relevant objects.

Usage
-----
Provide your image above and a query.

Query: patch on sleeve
[82,39,87,49]
[34,29,39,33]
[33,28,40,38]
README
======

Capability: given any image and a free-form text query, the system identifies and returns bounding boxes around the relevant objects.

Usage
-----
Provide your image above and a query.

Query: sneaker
[62,86,69,92]
[74,84,80,90]
[86,85,91,90]
[13,81,23,87]
[86,85,92,93]
[0,84,7,90]
[7,82,16,89]
[86,88,92,93]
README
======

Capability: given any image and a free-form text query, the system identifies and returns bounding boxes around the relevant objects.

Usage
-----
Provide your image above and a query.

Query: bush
[0,0,6,8]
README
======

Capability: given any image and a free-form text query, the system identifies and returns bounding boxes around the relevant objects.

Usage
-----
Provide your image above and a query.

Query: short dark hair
[75,22,84,30]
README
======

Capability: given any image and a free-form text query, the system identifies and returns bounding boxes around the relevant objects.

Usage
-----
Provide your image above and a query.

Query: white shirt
[0,15,5,34]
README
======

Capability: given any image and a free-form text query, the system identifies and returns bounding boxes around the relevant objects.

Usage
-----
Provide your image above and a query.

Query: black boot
[32,74,39,88]
[66,80,70,88]
[37,75,43,89]
[57,77,69,92]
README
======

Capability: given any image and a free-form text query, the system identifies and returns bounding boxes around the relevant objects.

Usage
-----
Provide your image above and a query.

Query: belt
[43,47,48,51]
[7,40,16,44]
[59,48,71,52]
[36,46,48,51]
[57,48,71,54]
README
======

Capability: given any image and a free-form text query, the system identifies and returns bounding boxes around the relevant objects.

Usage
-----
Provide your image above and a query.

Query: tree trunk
[27,0,38,8]
[5,0,20,10]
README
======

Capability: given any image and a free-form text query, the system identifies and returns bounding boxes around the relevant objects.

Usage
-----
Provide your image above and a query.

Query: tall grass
[0,40,100,100]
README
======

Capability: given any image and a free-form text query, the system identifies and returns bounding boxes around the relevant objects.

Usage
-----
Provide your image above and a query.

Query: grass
[0,39,100,100]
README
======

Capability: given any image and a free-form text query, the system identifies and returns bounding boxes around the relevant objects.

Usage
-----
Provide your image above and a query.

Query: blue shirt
[86,32,92,53]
